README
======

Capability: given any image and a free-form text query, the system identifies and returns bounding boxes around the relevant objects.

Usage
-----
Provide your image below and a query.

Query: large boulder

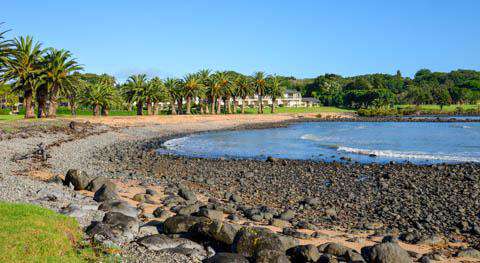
[137,234,204,251]
[255,249,290,263]
[98,200,138,218]
[198,208,224,221]
[64,169,91,190]
[193,219,241,246]
[93,183,119,202]
[362,242,412,263]
[287,244,321,262]
[163,215,208,234]
[232,227,286,258]
[178,187,197,202]
[86,212,139,245]
[321,242,354,257]
[204,253,249,263]
[86,176,113,192]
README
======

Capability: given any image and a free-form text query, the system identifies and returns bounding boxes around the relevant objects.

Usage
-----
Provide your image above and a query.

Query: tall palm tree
[207,73,223,114]
[3,36,44,118]
[125,74,148,115]
[42,48,82,117]
[197,69,211,114]
[182,73,203,114]
[0,24,12,77]
[266,75,286,113]
[164,78,180,115]
[147,77,167,115]
[215,71,230,114]
[253,71,267,114]
[81,83,117,116]
[236,75,254,114]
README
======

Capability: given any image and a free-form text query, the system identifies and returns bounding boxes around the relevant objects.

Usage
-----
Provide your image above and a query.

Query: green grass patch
[0,114,23,121]
[242,106,353,114]
[396,104,480,112]
[0,202,104,262]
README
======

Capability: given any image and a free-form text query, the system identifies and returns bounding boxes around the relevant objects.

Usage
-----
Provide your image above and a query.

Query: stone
[278,210,295,221]
[303,197,321,206]
[93,183,119,203]
[287,244,321,262]
[321,242,353,256]
[198,208,224,221]
[146,188,158,195]
[296,220,318,231]
[282,227,310,239]
[204,253,249,263]
[177,204,200,216]
[137,234,203,251]
[163,215,208,234]
[230,194,242,203]
[457,248,480,259]
[346,250,366,262]
[232,228,286,257]
[86,212,139,245]
[178,188,197,202]
[318,254,339,263]
[416,235,447,247]
[255,249,290,263]
[270,218,290,228]
[133,193,147,202]
[86,176,113,192]
[98,200,138,218]
[153,207,168,218]
[64,169,91,190]
[364,222,384,230]
[362,242,412,263]
[193,219,241,245]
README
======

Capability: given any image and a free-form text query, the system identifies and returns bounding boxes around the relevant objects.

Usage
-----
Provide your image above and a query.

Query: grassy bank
[0,202,102,262]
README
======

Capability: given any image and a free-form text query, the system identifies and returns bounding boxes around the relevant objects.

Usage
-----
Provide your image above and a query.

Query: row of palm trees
[0,26,287,118]
[118,70,287,117]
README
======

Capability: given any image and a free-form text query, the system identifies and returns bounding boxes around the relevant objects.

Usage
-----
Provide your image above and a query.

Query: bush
[0,108,11,115]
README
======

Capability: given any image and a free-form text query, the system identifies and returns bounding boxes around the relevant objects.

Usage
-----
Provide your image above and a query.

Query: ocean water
[160,122,480,164]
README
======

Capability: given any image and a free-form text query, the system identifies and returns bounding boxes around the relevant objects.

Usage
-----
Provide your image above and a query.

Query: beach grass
[396,104,479,112]
[0,202,106,262]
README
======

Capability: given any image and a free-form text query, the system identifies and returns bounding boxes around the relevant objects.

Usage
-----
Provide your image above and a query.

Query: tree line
[300,69,480,109]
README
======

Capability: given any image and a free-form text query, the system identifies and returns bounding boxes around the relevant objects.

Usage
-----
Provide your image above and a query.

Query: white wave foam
[337,146,480,163]
[163,136,189,150]
[300,134,323,141]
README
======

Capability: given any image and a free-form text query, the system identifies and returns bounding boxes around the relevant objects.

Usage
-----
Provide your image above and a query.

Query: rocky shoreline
[2,115,480,262]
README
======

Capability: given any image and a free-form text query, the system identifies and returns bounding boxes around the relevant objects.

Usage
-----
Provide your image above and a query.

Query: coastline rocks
[178,187,197,202]
[137,234,207,260]
[255,249,290,263]
[64,169,91,190]
[86,212,139,245]
[93,183,119,202]
[86,176,112,192]
[278,210,295,221]
[193,219,241,246]
[287,244,321,262]
[362,242,412,263]
[163,215,208,234]
[198,208,224,221]
[232,228,286,258]
[204,253,249,263]
[98,200,138,218]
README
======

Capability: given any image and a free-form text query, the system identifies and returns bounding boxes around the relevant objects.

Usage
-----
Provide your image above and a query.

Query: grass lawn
[396,104,480,112]
[242,106,353,114]
[0,114,23,121]
[0,202,104,262]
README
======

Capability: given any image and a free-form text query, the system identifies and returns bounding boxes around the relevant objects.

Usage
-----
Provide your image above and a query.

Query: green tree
[124,74,149,115]
[266,75,286,113]
[235,75,254,114]
[42,48,82,117]
[164,78,181,115]
[253,71,267,114]
[181,73,203,115]
[207,73,224,114]
[3,36,44,118]
[405,84,431,106]
[147,77,167,115]
[81,83,117,116]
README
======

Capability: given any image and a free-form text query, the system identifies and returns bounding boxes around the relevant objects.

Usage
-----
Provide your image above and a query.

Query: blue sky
[2,0,479,81]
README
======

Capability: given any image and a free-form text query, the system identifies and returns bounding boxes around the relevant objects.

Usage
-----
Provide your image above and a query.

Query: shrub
[0,108,11,115]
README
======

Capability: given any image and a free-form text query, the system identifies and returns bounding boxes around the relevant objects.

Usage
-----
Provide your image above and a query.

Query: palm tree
[147,77,167,115]
[42,48,82,117]
[207,74,223,114]
[164,78,180,115]
[215,71,229,114]
[0,24,12,77]
[266,75,286,113]
[182,73,203,114]
[125,74,148,115]
[253,71,267,114]
[81,83,117,116]
[197,69,211,114]
[236,75,254,114]
[3,36,44,118]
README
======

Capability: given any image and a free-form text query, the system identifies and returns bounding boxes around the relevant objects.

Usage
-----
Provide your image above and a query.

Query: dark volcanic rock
[64,169,91,190]
[86,176,113,192]
[163,215,208,234]
[86,212,139,245]
[362,242,411,263]
[287,244,321,262]
[93,183,119,202]
[204,253,249,263]
[98,200,138,218]
[232,228,286,257]
[193,219,241,245]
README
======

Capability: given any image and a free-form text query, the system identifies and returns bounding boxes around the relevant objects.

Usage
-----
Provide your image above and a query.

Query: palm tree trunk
[47,85,59,118]
[259,95,264,114]
[153,102,159,115]
[101,106,109,116]
[217,98,222,114]
[170,99,177,115]
[225,96,231,114]
[271,97,276,113]
[137,100,143,115]
[233,96,238,114]
[241,97,246,114]
[146,97,152,115]
[205,100,210,114]
[177,98,183,114]
[36,86,48,118]
[68,96,77,116]
[93,104,100,116]
[211,96,215,114]
[186,96,192,115]
[24,89,35,119]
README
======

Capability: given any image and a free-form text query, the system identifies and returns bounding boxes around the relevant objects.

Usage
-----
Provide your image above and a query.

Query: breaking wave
[337,146,480,163]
